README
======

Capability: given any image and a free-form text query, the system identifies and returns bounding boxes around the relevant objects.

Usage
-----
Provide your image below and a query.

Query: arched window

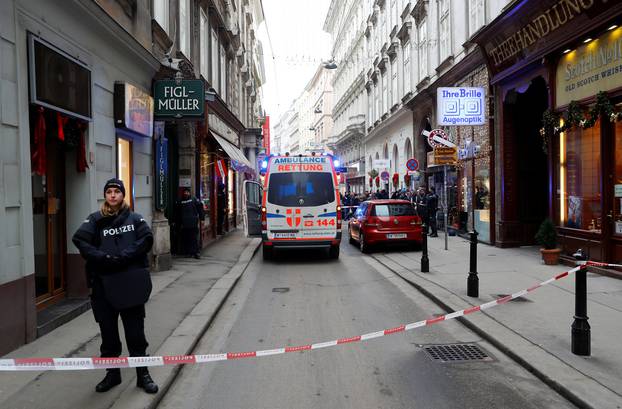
[392,144,399,173]
[404,138,412,161]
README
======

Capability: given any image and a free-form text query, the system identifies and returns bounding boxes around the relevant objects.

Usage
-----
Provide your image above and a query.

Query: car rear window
[372,204,416,217]
[268,172,335,206]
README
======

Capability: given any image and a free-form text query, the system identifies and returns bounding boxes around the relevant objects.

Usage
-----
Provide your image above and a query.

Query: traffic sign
[434,147,457,165]
[406,158,419,171]
[380,171,390,181]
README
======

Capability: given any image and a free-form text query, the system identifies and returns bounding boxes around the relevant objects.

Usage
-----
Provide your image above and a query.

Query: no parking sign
[406,158,419,172]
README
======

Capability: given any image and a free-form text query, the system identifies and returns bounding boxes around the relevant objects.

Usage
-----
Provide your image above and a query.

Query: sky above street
[257,0,332,122]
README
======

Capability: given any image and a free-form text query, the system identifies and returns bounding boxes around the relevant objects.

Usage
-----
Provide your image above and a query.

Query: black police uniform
[175,196,205,256]
[426,191,439,236]
[72,207,155,391]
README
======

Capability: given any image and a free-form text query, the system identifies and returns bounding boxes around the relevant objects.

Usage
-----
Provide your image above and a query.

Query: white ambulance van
[243,154,342,260]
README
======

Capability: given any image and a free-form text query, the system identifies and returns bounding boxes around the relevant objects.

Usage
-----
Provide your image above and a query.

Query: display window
[559,118,602,232]
[117,136,133,208]
[613,120,622,236]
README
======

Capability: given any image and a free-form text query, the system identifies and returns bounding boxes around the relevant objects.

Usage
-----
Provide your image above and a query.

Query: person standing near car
[175,188,205,258]
[72,178,158,394]
[426,186,439,237]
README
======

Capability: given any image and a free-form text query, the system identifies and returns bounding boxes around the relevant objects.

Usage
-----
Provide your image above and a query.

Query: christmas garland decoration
[540,91,621,154]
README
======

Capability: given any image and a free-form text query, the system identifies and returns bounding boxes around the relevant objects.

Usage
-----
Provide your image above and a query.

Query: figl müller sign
[154,79,205,119]
[437,87,486,126]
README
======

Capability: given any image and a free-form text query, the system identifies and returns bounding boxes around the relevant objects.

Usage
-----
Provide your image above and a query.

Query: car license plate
[274,232,297,238]
[387,233,407,239]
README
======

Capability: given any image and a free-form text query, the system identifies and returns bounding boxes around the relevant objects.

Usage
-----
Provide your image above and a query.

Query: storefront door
[32,136,66,308]
[606,120,622,263]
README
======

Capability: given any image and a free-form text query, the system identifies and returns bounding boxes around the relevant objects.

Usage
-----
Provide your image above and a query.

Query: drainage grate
[423,343,493,363]
[272,287,290,293]
[494,294,532,302]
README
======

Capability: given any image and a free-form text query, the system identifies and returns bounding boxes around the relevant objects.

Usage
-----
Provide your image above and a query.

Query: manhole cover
[423,344,493,363]
[272,287,290,293]
[494,294,532,302]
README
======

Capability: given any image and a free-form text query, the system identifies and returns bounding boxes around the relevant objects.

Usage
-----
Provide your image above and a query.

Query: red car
[348,199,423,253]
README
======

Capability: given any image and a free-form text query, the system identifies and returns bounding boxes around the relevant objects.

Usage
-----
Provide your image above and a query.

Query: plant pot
[540,248,561,265]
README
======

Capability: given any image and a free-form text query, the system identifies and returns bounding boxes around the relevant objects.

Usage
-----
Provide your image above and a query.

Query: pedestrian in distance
[175,188,205,259]
[72,178,158,394]
[415,188,429,233]
[427,186,439,237]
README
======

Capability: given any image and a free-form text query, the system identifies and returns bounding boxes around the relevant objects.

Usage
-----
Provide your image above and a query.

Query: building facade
[0,0,264,356]
[473,0,622,264]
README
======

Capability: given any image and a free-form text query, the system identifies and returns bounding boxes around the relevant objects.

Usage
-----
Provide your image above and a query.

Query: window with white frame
[153,0,169,33]
[418,19,428,80]
[391,59,398,106]
[439,0,450,61]
[382,71,388,114]
[469,0,485,36]
[390,0,397,29]
[211,29,219,92]
[367,90,373,127]
[403,42,411,94]
[179,0,190,57]
[220,45,227,102]
[200,9,208,79]
[374,84,380,121]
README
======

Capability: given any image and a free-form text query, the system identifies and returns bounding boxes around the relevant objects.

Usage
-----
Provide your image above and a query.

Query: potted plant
[535,218,560,265]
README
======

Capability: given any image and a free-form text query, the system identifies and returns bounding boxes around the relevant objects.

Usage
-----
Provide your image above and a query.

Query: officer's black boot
[136,367,158,394]
[95,368,122,392]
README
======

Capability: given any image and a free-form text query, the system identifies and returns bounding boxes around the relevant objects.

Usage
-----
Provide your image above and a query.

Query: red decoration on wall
[32,107,47,176]
[404,174,411,184]
[369,177,373,187]
[56,112,68,141]
[375,176,380,187]
[76,121,89,172]
[392,173,399,187]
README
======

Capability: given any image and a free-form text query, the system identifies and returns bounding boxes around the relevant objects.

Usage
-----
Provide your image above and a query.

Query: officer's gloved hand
[103,254,124,270]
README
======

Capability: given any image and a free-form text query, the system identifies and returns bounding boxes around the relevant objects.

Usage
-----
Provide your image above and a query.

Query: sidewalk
[373,234,622,409]
[0,229,260,409]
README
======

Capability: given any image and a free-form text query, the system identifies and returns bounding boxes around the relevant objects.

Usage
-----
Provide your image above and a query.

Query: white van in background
[244,154,342,260]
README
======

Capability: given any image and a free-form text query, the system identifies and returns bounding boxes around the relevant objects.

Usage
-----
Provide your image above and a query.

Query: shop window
[560,119,601,231]
[117,137,133,208]
[613,121,622,235]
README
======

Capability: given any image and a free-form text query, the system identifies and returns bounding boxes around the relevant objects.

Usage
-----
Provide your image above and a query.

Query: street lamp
[322,59,338,70]
[205,87,217,102]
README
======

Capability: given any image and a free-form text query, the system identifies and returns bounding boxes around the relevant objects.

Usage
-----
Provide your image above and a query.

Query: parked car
[348,200,423,253]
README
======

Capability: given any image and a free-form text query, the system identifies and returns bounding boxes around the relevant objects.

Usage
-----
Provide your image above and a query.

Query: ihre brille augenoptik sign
[437,87,486,126]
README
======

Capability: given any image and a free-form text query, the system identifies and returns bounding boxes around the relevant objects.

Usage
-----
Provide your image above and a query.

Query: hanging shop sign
[114,82,154,137]
[426,129,455,149]
[434,147,457,165]
[556,27,622,108]
[154,79,204,119]
[437,87,486,126]
[373,159,391,170]
[155,135,168,211]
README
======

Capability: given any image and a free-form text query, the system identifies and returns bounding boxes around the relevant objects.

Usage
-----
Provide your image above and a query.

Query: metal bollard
[571,253,590,356]
[467,230,479,297]
[421,222,429,272]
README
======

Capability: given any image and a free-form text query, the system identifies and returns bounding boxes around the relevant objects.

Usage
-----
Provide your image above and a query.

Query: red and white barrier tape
[1,262,618,371]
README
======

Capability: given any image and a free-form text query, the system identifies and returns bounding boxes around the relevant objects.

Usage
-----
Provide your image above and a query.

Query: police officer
[72,178,158,394]
[427,186,439,237]
[175,188,205,258]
